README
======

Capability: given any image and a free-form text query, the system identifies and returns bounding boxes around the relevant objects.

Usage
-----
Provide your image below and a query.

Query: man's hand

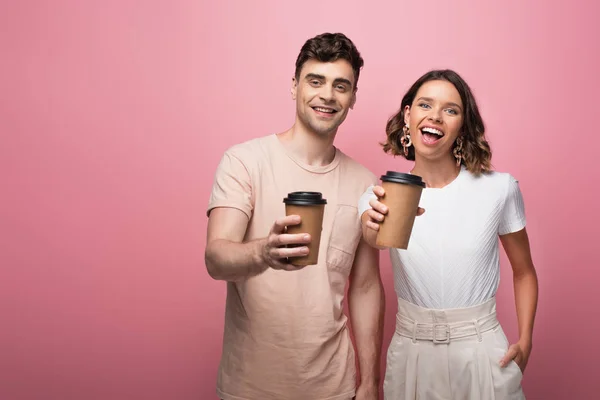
[205,208,313,281]
[261,215,312,271]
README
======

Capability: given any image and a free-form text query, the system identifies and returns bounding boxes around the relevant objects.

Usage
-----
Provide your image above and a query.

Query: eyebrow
[417,96,463,110]
[305,73,353,88]
[333,77,353,87]
[305,73,325,81]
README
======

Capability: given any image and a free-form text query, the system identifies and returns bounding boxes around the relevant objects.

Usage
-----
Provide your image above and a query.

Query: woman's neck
[411,154,461,188]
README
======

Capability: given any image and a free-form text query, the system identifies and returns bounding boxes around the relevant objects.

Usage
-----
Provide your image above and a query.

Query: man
[205,32,384,400]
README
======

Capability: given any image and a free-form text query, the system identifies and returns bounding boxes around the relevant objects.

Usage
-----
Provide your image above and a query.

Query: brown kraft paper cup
[283,192,326,266]
[375,171,425,249]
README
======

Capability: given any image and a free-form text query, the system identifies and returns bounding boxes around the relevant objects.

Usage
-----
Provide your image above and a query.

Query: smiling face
[291,59,356,137]
[404,79,464,161]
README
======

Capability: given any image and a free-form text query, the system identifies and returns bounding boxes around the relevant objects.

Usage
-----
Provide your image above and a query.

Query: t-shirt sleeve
[498,175,526,235]
[358,185,377,217]
[207,151,253,219]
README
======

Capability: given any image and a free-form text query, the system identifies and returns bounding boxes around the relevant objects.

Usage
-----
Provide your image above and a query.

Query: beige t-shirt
[207,134,377,400]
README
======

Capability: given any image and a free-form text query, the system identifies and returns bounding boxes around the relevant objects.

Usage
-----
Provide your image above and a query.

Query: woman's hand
[361,186,424,248]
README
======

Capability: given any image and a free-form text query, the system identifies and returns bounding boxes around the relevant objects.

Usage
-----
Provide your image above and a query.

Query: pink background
[2,1,599,399]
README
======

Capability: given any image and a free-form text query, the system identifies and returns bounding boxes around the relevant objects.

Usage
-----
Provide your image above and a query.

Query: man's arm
[348,237,385,397]
[205,208,312,281]
[205,207,265,281]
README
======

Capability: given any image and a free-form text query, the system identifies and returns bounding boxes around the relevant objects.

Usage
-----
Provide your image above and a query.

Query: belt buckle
[433,323,450,344]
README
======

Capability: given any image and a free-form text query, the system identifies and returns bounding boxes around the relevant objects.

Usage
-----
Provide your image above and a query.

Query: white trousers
[384,297,525,400]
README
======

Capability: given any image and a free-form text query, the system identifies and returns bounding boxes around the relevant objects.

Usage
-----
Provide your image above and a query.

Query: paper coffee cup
[283,192,326,266]
[375,172,425,249]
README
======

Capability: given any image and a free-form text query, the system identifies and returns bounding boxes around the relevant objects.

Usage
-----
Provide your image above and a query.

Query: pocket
[496,327,524,377]
[385,333,406,375]
[326,204,362,272]
[485,325,524,396]
[383,334,413,399]
[509,359,524,378]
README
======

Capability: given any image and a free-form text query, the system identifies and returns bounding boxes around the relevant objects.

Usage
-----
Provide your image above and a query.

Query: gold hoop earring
[453,137,464,167]
[400,125,412,157]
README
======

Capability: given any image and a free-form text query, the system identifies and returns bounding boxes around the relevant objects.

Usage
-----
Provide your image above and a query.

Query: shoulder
[462,169,517,192]
[218,135,277,176]
[224,135,273,161]
[457,169,523,206]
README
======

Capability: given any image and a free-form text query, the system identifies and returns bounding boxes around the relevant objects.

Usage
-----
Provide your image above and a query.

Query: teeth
[422,127,443,136]
[314,107,334,113]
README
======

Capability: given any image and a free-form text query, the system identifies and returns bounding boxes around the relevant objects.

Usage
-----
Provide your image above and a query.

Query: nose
[319,84,335,102]
[428,107,442,123]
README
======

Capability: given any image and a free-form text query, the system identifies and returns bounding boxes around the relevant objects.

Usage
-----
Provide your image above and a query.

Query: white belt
[395,312,499,344]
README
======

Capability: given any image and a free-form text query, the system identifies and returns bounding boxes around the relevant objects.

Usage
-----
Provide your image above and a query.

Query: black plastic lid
[283,191,327,205]
[380,171,426,187]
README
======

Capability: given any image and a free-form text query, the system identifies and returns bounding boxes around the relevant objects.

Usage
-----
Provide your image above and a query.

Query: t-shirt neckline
[271,133,341,174]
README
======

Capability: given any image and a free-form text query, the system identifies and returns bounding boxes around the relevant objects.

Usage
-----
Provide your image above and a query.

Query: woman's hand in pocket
[500,340,532,373]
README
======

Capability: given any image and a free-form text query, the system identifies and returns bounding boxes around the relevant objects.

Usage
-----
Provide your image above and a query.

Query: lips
[420,126,444,145]
[311,106,338,116]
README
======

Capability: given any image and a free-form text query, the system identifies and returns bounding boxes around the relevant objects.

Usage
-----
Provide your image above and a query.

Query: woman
[359,70,538,399]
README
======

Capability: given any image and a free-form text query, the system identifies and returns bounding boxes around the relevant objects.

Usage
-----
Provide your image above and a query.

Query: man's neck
[277,124,337,167]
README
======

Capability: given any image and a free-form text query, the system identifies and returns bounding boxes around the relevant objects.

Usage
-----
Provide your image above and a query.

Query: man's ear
[291,77,297,100]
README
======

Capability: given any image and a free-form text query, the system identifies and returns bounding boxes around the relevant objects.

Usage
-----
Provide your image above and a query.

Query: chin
[310,123,339,136]
[414,148,451,162]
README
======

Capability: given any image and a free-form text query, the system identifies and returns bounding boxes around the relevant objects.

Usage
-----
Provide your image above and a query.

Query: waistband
[395,297,499,344]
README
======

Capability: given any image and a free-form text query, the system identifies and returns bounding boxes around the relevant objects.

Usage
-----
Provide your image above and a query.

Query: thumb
[499,345,517,368]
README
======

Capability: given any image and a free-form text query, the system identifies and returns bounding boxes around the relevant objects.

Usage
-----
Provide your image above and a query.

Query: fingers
[366,220,380,231]
[268,250,311,271]
[369,198,388,215]
[367,209,384,223]
[499,345,518,368]
[268,258,305,271]
[371,186,424,220]
[266,232,311,266]
[362,209,384,232]
[271,215,301,234]
[264,244,310,271]
[271,233,311,247]
[269,245,310,259]
[265,219,312,271]
[373,185,385,197]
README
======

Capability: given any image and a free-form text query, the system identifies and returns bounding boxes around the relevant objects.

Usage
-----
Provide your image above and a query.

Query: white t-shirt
[358,166,526,309]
